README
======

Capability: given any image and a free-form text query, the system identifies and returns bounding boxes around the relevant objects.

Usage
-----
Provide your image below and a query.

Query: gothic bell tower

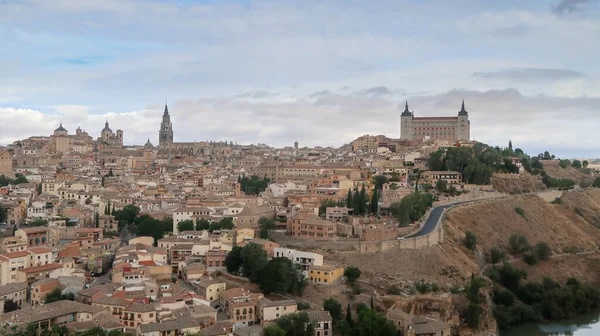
[159,103,174,147]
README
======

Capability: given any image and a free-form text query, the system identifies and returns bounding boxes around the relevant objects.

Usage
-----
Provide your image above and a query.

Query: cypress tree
[370,187,379,215]
[346,189,353,209]
[346,303,353,327]
[370,295,374,310]
[359,185,366,215]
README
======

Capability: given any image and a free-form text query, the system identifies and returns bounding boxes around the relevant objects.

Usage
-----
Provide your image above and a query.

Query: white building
[267,181,307,196]
[274,248,323,271]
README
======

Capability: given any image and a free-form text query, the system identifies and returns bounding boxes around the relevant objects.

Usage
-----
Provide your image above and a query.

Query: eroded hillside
[543,160,595,186]
[444,192,600,256]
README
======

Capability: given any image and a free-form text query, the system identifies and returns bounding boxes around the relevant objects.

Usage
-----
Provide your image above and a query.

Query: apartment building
[308,265,344,284]
[290,214,337,240]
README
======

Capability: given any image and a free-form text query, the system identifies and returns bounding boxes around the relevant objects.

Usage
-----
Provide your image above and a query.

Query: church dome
[55,123,67,132]
[102,121,113,133]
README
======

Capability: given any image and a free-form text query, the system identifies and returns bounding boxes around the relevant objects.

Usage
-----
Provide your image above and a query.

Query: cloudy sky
[0,0,598,158]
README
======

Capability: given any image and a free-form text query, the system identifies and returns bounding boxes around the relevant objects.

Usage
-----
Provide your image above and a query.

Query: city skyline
[0,0,599,157]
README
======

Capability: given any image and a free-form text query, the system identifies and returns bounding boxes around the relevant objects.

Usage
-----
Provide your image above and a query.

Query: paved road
[404,200,478,238]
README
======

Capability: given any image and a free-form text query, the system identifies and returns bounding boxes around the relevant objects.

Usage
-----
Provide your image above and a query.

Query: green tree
[489,247,507,264]
[276,312,315,336]
[389,192,434,227]
[464,231,477,251]
[13,174,28,184]
[534,242,552,260]
[373,175,389,189]
[509,235,531,255]
[464,275,485,328]
[572,160,582,169]
[593,177,600,188]
[346,303,353,328]
[44,288,75,304]
[240,243,268,282]
[218,217,235,230]
[355,309,397,336]
[323,298,342,322]
[0,205,7,224]
[356,302,370,314]
[225,246,243,274]
[258,216,277,239]
[29,218,49,227]
[239,175,270,195]
[370,187,379,214]
[344,266,361,283]
[177,219,195,232]
[435,179,448,193]
[509,140,513,150]
[358,185,367,215]
[135,214,166,245]
[258,257,306,295]
[583,160,589,168]
[115,204,140,226]
[428,151,444,171]
[196,218,210,230]
[263,325,286,336]
[346,189,353,209]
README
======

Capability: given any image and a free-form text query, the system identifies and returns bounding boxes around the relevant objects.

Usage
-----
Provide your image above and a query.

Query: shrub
[351,283,362,295]
[550,197,563,204]
[575,207,584,217]
[450,286,463,294]
[534,242,552,260]
[514,207,526,219]
[509,235,531,255]
[388,285,402,295]
[489,247,507,264]
[415,280,438,294]
[464,231,477,251]
[523,253,537,265]
[297,301,311,310]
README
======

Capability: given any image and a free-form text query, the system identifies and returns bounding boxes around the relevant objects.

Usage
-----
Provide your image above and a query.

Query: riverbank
[501,310,600,336]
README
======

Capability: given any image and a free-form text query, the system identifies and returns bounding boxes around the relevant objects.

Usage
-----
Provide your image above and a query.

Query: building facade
[400,101,470,142]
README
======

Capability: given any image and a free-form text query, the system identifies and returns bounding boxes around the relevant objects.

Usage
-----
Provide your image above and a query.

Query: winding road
[404,198,499,239]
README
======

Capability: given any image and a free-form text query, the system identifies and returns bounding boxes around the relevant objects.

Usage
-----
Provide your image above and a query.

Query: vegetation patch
[488,263,600,330]
[514,207,526,219]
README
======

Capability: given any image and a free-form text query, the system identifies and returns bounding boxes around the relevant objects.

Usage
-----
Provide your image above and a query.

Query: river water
[501,312,600,336]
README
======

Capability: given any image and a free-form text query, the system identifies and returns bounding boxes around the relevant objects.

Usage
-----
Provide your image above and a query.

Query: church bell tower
[159,103,174,147]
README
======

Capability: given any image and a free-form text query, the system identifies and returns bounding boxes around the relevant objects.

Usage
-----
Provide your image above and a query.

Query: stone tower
[400,101,414,141]
[456,100,471,141]
[159,103,173,147]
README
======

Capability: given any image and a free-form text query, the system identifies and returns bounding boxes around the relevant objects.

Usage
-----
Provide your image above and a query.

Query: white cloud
[1,87,598,158]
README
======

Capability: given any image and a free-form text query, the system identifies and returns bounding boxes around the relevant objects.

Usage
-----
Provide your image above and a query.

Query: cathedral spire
[164,100,169,116]
[458,100,468,116]
[401,101,412,116]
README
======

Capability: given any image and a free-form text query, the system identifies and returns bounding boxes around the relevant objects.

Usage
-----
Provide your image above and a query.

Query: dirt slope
[515,252,600,285]
[324,244,479,290]
[444,193,600,255]
[542,160,595,186]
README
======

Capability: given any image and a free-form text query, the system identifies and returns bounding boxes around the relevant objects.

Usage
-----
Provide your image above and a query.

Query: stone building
[98,121,123,147]
[400,101,470,142]
[157,103,232,159]
[0,148,13,177]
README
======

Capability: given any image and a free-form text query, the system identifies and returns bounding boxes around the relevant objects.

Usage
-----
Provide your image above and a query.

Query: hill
[542,160,595,187]
[444,191,600,256]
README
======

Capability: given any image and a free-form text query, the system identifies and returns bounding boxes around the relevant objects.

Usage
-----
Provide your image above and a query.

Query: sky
[0,0,599,158]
